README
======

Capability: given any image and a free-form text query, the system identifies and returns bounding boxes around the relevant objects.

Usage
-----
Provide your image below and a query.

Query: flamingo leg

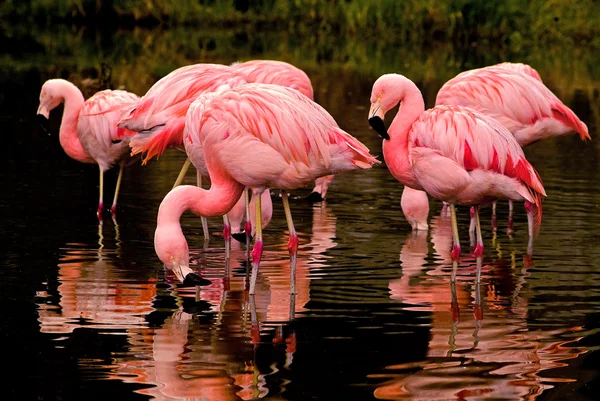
[223,214,231,260]
[196,172,209,241]
[491,201,497,233]
[110,162,124,215]
[97,167,104,219]
[245,188,252,250]
[449,204,461,281]
[473,206,484,283]
[249,192,263,295]
[507,200,514,235]
[525,201,534,256]
[282,191,298,295]
[469,206,476,249]
[172,157,192,189]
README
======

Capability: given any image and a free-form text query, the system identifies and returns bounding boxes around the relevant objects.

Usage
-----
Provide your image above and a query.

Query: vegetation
[2,0,599,46]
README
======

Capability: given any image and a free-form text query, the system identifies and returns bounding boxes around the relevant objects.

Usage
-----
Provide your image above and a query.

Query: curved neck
[157,175,245,228]
[57,81,93,163]
[384,81,425,189]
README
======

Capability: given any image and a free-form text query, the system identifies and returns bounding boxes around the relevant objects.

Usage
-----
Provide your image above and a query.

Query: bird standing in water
[37,78,140,219]
[155,83,379,293]
[436,62,589,234]
[368,74,545,279]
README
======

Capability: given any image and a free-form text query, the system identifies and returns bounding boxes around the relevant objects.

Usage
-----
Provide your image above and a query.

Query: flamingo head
[37,80,64,119]
[154,223,191,283]
[368,74,411,140]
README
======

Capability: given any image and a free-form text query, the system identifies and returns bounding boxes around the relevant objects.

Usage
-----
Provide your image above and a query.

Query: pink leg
[249,191,264,295]
[469,206,476,249]
[223,214,231,260]
[449,204,461,281]
[282,192,298,295]
[473,206,484,283]
[97,168,104,220]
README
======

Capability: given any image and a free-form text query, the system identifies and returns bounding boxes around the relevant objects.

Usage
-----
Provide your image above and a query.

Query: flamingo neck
[384,83,425,189]
[157,176,245,228]
[57,81,94,163]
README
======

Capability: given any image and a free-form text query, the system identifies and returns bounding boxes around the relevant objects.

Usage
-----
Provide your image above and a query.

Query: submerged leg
[249,192,264,295]
[197,173,209,241]
[245,188,252,249]
[282,191,299,295]
[172,157,192,189]
[450,204,461,281]
[97,167,104,219]
[110,163,124,215]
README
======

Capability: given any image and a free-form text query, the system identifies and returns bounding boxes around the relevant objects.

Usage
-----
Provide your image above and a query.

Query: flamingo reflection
[36,222,156,333]
[381,210,586,400]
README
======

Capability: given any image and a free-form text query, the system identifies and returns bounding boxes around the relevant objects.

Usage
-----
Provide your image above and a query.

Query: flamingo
[401,186,430,231]
[230,59,335,203]
[435,62,589,234]
[368,74,546,279]
[155,83,379,293]
[37,79,140,218]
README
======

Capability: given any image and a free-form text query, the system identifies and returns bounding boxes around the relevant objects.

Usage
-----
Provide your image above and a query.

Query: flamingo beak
[368,101,389,140]
[37,103,50,119]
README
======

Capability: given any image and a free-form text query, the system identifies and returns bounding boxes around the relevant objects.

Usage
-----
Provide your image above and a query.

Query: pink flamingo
[155,83,379,292]
[368,74,546,279]
[37,79,140,218]
[231,59,335,203]
[436,62,589,234]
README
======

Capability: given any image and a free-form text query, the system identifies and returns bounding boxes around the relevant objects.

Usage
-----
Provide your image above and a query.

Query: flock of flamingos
[37,59,589,296]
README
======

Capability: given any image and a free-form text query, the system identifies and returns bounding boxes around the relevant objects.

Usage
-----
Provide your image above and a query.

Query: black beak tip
[368,116,390,140]
[305,191,325,203]
[231,232,250,243]
[182,273,212,287]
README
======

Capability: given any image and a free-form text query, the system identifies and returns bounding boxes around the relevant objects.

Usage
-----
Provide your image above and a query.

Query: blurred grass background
[2,0,599,46]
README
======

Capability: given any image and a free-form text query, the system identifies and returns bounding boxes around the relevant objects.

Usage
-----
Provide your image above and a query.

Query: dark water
[1,25,599,401]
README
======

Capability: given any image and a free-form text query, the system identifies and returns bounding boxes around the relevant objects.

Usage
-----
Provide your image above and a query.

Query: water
[1,25,599,401]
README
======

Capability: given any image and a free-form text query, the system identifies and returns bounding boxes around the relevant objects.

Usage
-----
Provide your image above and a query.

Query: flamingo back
[436,67,589,145]
[231,60,314,100]
[186,83,378,190]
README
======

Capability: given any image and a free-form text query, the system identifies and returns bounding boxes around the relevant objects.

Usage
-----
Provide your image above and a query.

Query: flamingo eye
[168,255,175,262]
[377,93,383,99]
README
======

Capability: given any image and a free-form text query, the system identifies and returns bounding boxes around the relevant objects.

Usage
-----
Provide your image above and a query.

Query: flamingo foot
[223,223,231,241]
[473,243,484,258]
[97,203,104,219]
[474,304,484,321]
[305,192,324,203]
[182,273,212,287]
[244,220,252,236]
[507,217,514,236]
[451,245,461,261]
[286,331,297,353]
[110,204,117,215]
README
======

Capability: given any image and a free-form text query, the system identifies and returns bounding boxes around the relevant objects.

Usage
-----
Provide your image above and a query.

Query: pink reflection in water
[379,208,586,400]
